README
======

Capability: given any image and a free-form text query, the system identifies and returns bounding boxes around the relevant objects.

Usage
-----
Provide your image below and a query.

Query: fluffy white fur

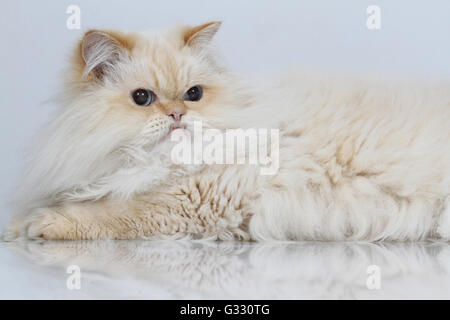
[3,22,450,241]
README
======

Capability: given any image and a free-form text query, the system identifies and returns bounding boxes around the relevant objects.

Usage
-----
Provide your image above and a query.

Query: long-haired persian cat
[3,22,450,241]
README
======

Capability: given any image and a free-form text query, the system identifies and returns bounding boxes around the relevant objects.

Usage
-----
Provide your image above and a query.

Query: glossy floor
[0,240,449,299]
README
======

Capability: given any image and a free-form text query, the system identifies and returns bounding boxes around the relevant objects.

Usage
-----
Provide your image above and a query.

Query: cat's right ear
[76,30,136,81]
[182,21,222,51]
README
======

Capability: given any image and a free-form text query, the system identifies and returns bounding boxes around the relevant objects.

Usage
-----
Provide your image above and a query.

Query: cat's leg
[10,167,256,240]
[10,201,194,240]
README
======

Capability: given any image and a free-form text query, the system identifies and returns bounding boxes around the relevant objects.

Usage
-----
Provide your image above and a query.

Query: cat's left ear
[183,21,222,50]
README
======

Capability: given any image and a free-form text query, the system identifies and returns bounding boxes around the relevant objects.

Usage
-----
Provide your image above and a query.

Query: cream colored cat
[3,22,450,241]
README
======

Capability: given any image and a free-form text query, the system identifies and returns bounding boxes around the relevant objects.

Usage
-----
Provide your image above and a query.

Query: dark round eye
[131,88,154,106]
[184,85,203,102]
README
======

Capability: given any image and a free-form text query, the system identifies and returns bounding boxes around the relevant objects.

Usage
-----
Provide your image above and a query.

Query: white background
[1,0,450,227]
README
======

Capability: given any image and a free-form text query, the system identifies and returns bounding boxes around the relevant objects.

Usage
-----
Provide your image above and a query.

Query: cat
[3,21,450,241]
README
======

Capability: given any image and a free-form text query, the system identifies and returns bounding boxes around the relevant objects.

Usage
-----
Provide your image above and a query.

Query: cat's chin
[171,128,188,136]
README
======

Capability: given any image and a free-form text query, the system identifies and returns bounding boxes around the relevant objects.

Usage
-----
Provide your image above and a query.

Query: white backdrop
[1,0,449,227]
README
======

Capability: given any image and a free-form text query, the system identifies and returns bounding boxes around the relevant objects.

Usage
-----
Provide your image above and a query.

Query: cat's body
[3,22,450,241]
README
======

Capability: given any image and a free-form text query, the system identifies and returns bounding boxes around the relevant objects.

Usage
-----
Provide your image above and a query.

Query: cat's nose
[163,102,186,122]
[169,111,184,122]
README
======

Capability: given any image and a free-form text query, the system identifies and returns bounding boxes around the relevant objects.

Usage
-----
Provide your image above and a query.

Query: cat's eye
[131,88,154,106]
[184,85,203,102]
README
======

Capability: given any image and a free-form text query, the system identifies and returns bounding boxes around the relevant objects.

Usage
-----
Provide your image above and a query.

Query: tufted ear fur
[183,21,222,51]
[76,30,136,80]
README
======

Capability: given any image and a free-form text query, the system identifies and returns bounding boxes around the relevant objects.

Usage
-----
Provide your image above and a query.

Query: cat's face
[69,22,229,150]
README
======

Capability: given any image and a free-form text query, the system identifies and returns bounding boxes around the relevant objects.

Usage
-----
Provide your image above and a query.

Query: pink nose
[169,111,184,122]
[163,102,186,122]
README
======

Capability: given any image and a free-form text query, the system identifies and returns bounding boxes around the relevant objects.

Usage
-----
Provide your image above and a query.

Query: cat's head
[70,21,228,141]
[19,22,245,209]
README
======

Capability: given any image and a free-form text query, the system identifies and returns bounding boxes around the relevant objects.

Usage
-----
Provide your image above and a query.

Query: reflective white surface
[1,240,449,299]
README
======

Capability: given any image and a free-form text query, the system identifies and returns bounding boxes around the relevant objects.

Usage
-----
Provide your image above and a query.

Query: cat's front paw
[19,208,76,240]
[2,215,24,241]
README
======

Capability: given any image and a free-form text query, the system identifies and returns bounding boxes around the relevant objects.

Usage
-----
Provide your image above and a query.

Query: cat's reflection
[6,240,450,299]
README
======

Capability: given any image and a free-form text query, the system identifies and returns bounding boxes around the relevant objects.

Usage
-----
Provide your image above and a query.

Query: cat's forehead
[125,32,206,96]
